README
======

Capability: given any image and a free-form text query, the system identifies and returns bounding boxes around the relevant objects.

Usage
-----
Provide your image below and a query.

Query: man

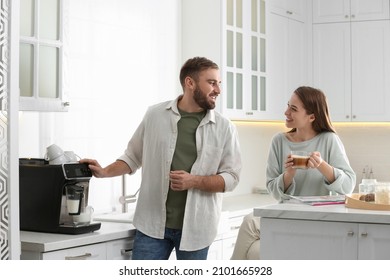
[81,57,241,260]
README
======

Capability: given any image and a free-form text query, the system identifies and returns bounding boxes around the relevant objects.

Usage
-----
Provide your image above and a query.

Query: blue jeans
[132,228,209,260]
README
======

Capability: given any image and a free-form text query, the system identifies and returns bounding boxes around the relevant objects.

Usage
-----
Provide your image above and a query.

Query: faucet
[119,175,139,213]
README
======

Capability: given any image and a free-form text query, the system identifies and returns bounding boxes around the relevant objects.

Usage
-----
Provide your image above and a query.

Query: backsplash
[228,122,390,196]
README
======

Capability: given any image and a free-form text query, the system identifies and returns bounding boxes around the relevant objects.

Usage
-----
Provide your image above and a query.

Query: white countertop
[222,193,277,216]
[254,202,390,224]
[21,193,276,253]
[21,222,135,253]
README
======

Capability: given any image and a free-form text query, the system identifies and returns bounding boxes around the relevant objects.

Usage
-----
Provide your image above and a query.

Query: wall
[19,0,181,214]
[18,0,390,213]
[228,122,390,197]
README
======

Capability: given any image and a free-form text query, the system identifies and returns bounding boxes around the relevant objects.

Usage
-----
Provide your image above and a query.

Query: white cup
[45,144,64,161]
[73,206,94,225]
[49,154,68,165]
[64,151,79,162]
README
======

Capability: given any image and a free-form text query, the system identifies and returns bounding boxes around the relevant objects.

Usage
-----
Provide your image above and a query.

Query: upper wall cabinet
[269,0,307,22]
[313,0,390,23]
[312,0,390,122]
[266,0,309,121]
[19,0,69,111]
[182,0,268,121]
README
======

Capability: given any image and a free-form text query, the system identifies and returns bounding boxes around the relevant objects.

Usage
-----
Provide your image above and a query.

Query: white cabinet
[357,223,390,259]
[106,238,133,260]
[22,242,107,260]
[312,2,390,121]
[21,237,133,260]
[260,218,390,259]
[221,214,246,259]
[313,0,390,23]
[266,0,309,120]
[182,0,268,121]
[269,0,307,22]
[19,0,70,112]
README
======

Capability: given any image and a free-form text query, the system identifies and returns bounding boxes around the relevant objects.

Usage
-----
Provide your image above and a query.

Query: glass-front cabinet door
[223,0,267,120]
[20,0,69,111]
[182,0,268,121]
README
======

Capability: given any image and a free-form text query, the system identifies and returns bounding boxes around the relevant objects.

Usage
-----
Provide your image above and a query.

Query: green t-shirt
[165,109,206,229]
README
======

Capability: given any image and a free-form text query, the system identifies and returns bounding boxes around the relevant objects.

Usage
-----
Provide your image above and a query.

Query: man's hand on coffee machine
[79,159,131,178]
[79,159,105,178]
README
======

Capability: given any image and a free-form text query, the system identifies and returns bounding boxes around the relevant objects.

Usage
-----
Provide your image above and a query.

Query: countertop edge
[254,203,390,224]
[21,222,136,253]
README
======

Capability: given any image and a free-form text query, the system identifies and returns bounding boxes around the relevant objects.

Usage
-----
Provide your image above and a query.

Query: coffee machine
[19,158,101,234]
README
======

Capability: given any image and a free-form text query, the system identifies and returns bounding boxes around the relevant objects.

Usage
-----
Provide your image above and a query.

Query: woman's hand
[284,154,297,173]
[308,151,323,169]
[283,154,297,190]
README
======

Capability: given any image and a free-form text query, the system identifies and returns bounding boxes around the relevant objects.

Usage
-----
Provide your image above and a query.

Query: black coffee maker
[19,158,101,234]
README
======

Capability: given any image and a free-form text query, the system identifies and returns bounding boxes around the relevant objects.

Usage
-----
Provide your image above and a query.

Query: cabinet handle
[351,14,355,18]
[347,231,354,236]
[361,232,368,237]
[345,15,349,19]
[286,10,293,15]
[245,112,253,115]
[64,253,92,260]
[352,115,356,119]
[121,249,133,257]
[345,115,350,119]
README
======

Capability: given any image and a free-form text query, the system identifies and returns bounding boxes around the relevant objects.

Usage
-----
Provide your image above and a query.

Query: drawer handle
[121,249,133,257]
[65,253,92,260]
[361,232,368,237]
[347,231,354,237]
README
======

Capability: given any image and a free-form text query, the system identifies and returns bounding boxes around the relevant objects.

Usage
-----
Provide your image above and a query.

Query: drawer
[41,243,106,260]
[106,238,134,260]
[225,216,245,238]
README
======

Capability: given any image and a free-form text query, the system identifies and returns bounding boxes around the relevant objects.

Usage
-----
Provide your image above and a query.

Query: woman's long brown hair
[288,86,336,134]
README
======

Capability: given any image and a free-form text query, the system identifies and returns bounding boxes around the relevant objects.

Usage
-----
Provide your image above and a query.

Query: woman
[230,86,356,260]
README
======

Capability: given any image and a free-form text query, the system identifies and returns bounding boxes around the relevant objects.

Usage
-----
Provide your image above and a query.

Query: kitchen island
[254,202,390,259]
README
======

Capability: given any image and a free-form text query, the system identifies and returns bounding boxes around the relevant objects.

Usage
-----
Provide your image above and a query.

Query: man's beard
[193,87,215,110]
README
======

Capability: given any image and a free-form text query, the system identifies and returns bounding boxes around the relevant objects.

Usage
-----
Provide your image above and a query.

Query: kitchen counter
[254,202,390,259]
[20,193,276,259]
[21,222,135,253]
[223,193,277,216]
[254,202,390,224]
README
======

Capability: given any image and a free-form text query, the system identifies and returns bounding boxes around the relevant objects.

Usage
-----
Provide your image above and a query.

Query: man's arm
[169,170,225,193]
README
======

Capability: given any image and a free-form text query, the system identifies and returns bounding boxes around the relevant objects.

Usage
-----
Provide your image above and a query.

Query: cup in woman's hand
[291,151,310,169]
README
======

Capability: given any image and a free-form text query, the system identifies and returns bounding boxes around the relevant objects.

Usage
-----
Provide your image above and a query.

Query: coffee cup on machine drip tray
[73,206,94,225]
[291,151,311,169]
